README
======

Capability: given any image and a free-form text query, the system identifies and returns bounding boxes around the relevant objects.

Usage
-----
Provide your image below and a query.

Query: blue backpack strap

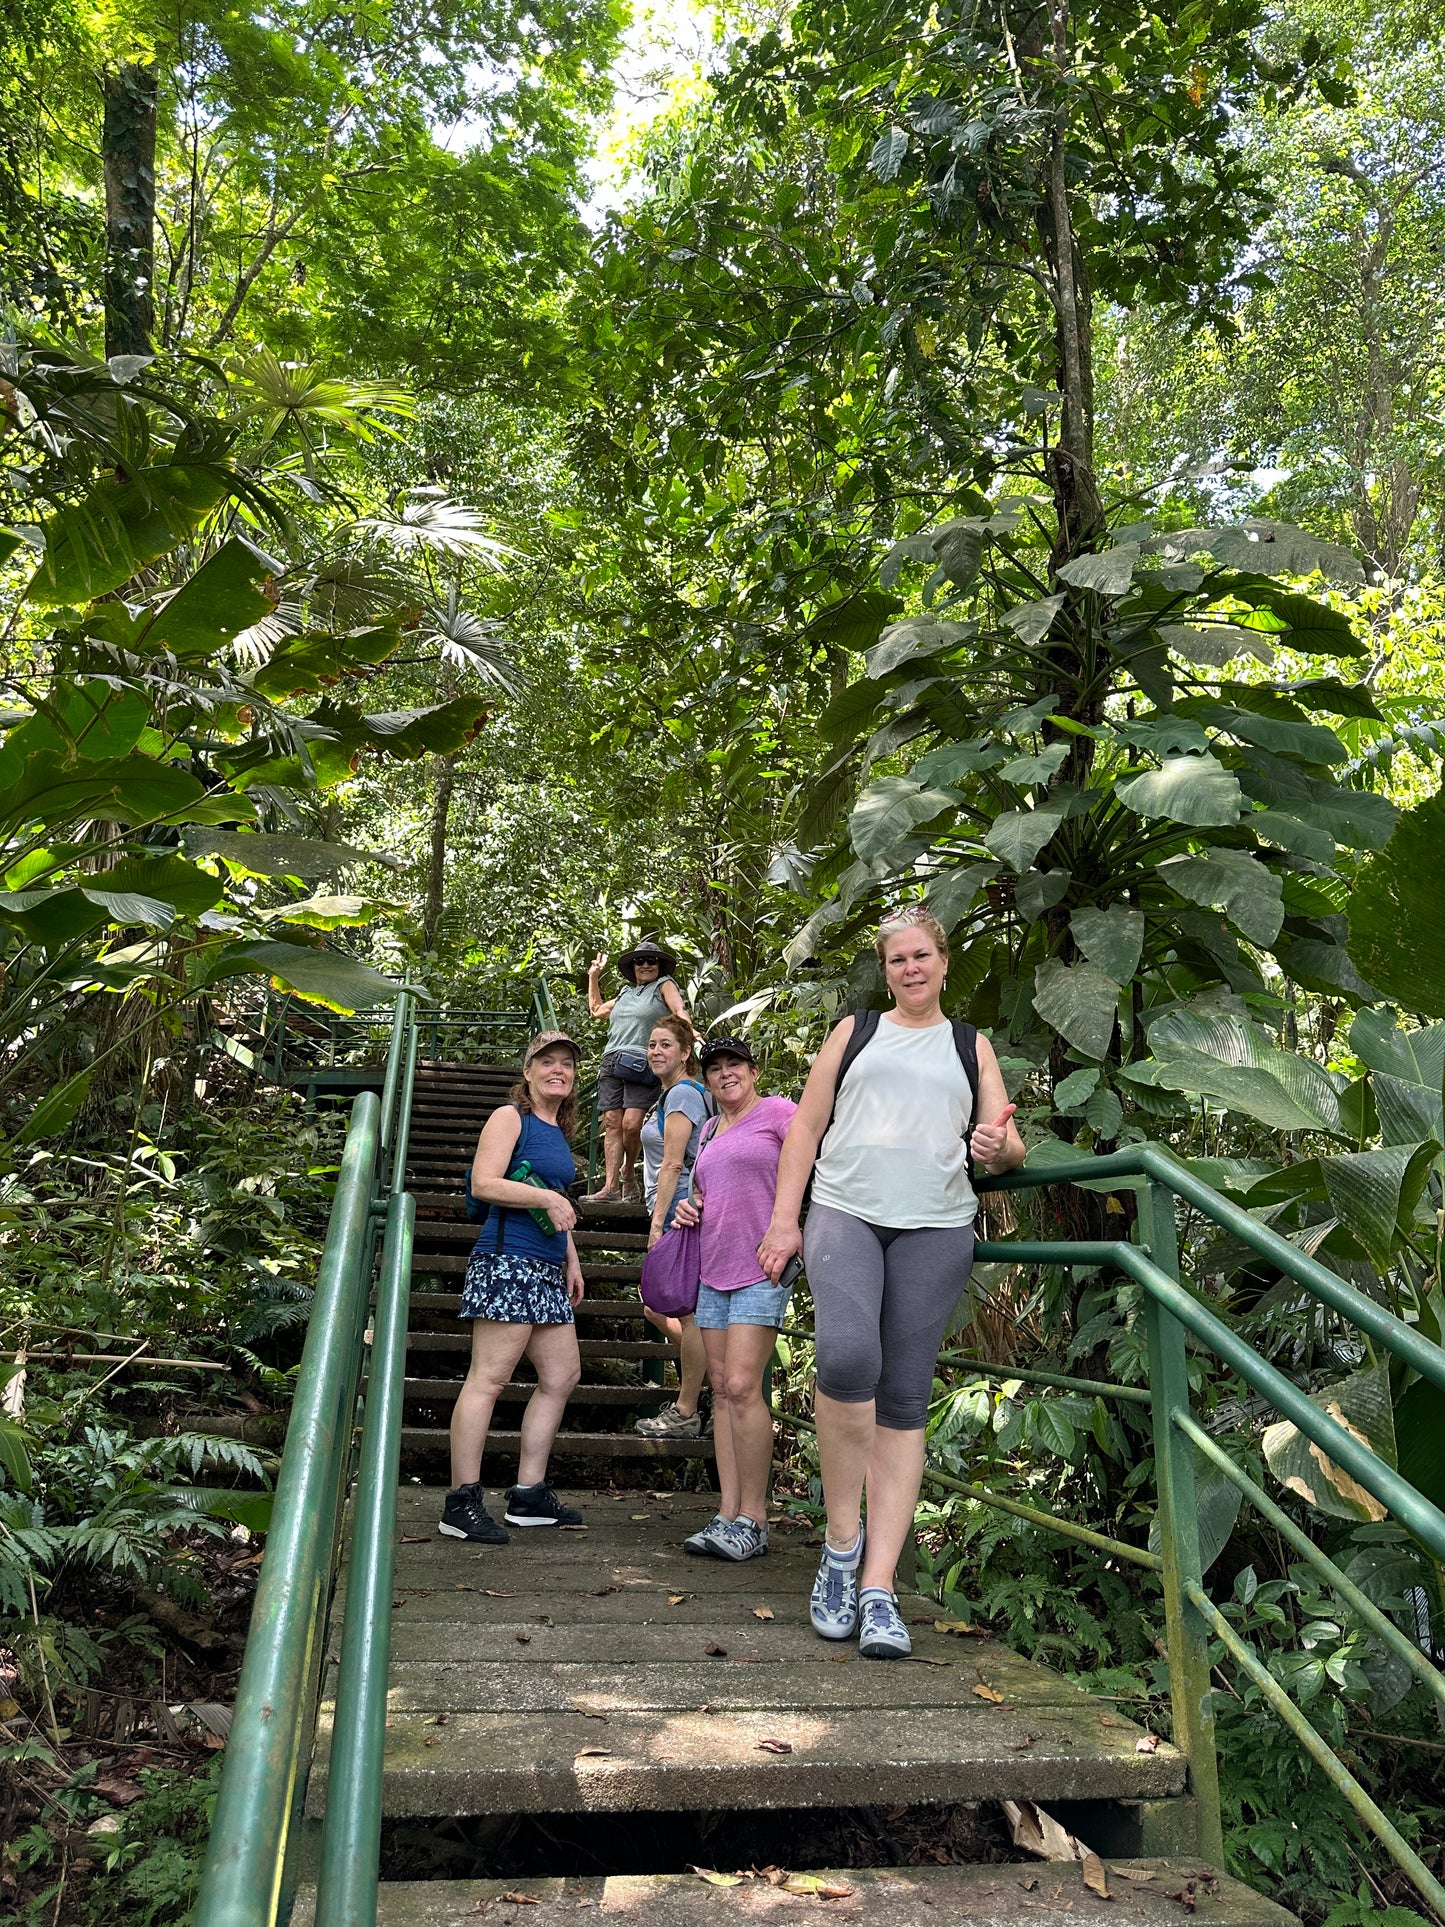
[491,1106,529,1253]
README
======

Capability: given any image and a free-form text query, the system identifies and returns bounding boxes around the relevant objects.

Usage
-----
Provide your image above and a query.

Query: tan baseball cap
[524,1030,581,1068]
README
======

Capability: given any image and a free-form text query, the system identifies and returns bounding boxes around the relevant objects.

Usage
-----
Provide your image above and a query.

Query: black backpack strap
[951,1019,981,1183]
[825,1009,880,1138]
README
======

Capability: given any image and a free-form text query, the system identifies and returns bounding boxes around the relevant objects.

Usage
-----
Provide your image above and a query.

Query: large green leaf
[0,748,232,839]
[810,590,903,654]
[207,940,403,1012]
[1223,581,1368,656]
[1262,1363,1395,1524]
[1032,958,1120,1058]
[1015,869,1071,921]
[136,538,276,657]
[865,618,975,679]
[1347,792,1445,1015]
[1180,701,1347,765]
[1055,548,1136,595]
[1348,1010,1445,1147]
[1115,754,1242,827]
[17,1068,91,1145]
[259,894,393,930]
[1157,849,1284,946]
[849,776,958,863]
[1395,1378,1445,1512]
[910,739,1007,785]
[926,861,1000,933]
[1143,1010,1344,1135]
[1319,1141,1439,1272]
[182,830,400,879]
[1069,903,1143,983]
[784,897,846,968]
[104,854,226,920]
[985,791,1083,871]
[1148,521,1363,586]
[249,624,403,698]
[26,465,230,604]
[1237,751,1397,850]
[999,744,1069,786]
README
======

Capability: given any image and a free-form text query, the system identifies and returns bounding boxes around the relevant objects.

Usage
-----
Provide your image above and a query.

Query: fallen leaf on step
[482,1589,517,1597]
[752,1607,775,1621]
[576,1901,594,1909]
[594,1586,621,1597]
[1112,1869,1157,1883]
[433,1713,449,1726]
[501,1893,542,1905]
[1082,1853,1110,1900]
[1020,1878,1039,1892]
[705,1641,728,1657]
[560,1524,588,1532]
[454,1584,474,1592]
[905,1655,950,1667]
[692,1868,744,1887]
[668,1593,689,1606]
[782,1875,853,1898]
[1135,1733,1160,1753]
[755,1738,793,1754]
[1098,1714,1127,1727]
[400,1534,431,1544]
[1012,1733,1043,1750]
[830,1655,850,1664]
[972,1682,1006,1703]
[514,1633,532,1644]
[630,1513,649,1521]
[933,1618,984,1635]
[538,1615,555,1626]
[93,1777,146,1806]
[575,1747,612,1758]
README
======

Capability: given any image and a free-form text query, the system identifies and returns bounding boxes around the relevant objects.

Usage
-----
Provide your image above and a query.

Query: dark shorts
[460,1251,574,1326]
[598,1051,660,1114]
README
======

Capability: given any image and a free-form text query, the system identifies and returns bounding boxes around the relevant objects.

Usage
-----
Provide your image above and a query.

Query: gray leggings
[805,1202,975,1430]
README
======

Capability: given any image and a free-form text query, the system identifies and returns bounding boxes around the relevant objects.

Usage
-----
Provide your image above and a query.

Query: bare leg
[859,1425,926,1593]
[599,1109,624,1193]
[701,1328,739,1519]
[516,1322,583,1486]
[719,1324,779,1524]
[450,1320,532,1488]
[620,1106,646,1189]
[642,1306,707,1416]
[815,1391,875,1551]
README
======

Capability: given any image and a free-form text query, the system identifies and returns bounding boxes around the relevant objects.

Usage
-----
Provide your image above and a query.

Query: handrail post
[1138,1179,1224,1863]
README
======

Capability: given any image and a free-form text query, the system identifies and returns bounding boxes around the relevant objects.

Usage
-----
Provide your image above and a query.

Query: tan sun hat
[523,1030,582,1068]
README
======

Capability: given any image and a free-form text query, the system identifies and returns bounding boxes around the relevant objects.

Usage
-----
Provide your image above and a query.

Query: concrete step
[398,1430,711,1461]
[407,1333,674,1360]
[402,1379,680,1407]
[295,1865,1295,1927]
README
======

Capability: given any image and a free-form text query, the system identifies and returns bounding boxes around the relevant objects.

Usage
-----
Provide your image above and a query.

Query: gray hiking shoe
[858,1587,912,1659]
[809,1530,864,1639]
[712,1515,769,1562]
[683,1512,733,1556]
[634,1401,702,1439]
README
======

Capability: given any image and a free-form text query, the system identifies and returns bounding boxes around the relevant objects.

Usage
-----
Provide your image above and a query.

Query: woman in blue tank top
[440,1032,586,1546]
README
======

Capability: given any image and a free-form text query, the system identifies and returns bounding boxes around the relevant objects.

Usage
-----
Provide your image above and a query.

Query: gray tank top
[605,980,670,1054]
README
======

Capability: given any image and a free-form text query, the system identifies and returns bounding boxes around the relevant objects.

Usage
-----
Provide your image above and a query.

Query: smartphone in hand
[778,1252,804,1292]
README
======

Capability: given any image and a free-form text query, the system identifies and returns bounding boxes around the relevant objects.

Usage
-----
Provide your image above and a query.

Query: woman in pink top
[672,1034,796,1564]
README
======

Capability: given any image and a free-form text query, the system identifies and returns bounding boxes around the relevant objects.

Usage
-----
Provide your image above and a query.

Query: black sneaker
[504,1481,583,1528]
[438,1482,508,1545]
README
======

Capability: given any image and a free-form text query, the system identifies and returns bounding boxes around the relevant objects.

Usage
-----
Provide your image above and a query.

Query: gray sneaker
[858,1587,912,1659]
[683,1512,733,1556]
[809,1531,865,1640]
[712,1515,769,1562]
[634,1401,702,1439]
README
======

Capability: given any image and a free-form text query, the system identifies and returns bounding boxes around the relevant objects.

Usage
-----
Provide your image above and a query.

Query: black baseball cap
[699,1033,758,1070]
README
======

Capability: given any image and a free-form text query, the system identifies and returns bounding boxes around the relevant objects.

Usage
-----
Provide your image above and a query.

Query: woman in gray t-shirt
[587,938,690,1201]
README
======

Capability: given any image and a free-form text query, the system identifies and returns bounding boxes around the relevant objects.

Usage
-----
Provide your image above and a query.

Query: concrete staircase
[398,1060,713,1469]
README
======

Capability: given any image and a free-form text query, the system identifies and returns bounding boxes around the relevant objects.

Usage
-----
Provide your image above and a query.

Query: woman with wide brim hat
[587,938,690,1201]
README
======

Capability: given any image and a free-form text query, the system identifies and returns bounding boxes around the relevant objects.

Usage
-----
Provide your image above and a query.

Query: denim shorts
[694,1278,794,1330]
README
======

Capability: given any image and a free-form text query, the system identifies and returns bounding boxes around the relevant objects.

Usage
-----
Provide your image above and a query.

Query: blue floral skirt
[460,1250,573,1326]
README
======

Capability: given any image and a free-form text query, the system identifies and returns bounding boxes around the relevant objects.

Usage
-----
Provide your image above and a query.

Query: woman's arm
[587,953,615,1021]
[471,1107,577,1233]
[564,1231,585,1306]
[671,1147,705,1227]
[969,1033,1026,1173]
[756,1018,852,1279]
[648,1103,694,1247]
[660,977,690,1023]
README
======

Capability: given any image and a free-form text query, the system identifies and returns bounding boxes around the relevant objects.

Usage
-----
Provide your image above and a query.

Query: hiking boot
[809,1529,864,1639]
[503,1481,583,1527]
[438,1483,508,1545]
[711,1515,769,1562]
[858,1588,912,1659]
[634,1401,702,1439]
[683,1512,733,1556]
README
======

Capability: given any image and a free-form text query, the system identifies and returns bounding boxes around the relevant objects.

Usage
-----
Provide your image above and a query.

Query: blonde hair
[650,1012,700,1076]
[874,906,950,967]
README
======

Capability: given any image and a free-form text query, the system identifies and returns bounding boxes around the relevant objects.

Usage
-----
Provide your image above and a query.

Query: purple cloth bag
[639,1222,702,1318]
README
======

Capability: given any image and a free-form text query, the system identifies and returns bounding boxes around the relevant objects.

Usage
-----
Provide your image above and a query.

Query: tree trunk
[422,753,458,954]
[102,63,158,360]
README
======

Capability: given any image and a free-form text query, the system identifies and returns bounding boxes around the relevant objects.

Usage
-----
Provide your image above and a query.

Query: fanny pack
[609,1047,652,1080]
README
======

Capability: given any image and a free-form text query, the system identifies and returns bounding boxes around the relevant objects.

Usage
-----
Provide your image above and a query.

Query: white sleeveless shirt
[810,1016,977,1230]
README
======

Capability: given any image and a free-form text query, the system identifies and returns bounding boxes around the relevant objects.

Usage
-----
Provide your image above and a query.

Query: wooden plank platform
[309,1490,1187,1822]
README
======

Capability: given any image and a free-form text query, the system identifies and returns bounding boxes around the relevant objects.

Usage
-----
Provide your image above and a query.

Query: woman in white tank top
[758,909,1025,1658]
